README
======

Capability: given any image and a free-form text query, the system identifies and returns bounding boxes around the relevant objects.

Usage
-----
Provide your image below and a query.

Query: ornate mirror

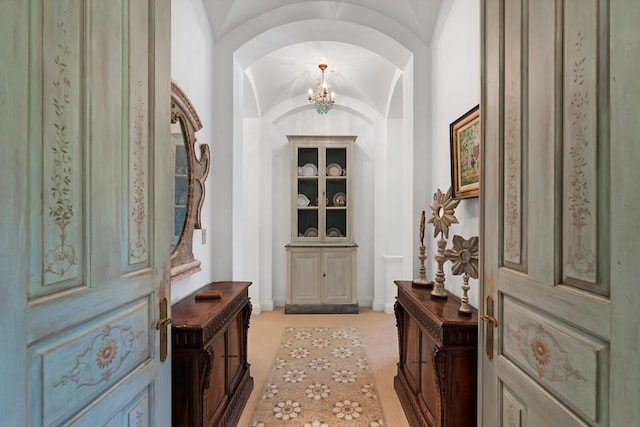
[170,81,210,281]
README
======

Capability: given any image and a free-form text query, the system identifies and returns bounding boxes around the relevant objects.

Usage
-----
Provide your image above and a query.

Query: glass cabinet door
[291,137,353,243]
[325,147,347,239]
[296,147,319,238]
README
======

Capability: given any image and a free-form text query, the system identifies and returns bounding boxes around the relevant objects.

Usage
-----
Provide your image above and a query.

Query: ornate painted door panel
[480,0,639,425]
[1,1,171,426]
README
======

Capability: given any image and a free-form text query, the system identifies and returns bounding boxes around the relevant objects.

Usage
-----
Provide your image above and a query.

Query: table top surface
[172,281,251,328]
[395,280,478,326]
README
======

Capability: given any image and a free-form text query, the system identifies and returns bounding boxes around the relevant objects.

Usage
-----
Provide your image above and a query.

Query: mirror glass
[170,121,188,252]
[170,81,210,282]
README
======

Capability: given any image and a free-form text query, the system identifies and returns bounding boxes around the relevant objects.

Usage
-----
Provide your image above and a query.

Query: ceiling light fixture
[307,64,335,114]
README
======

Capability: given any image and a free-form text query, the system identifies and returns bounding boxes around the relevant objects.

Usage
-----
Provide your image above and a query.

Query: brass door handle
[157,297,171,362]
[156,317,172,329]
[480,314,498,327]
[482,296,498,360]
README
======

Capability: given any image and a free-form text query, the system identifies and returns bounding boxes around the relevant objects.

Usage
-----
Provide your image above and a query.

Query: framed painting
[450,105,480,199]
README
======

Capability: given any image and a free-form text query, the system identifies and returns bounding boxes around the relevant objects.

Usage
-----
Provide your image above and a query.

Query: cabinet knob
[323,273,326,277]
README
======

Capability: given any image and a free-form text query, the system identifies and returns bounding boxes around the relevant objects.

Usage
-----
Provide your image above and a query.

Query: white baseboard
[372,300,386,311]
[358,298,373,308]
[384,303,396,314]
[252,300,274,315]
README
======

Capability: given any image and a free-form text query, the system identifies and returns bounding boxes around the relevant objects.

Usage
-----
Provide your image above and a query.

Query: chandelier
[307,64,335,114]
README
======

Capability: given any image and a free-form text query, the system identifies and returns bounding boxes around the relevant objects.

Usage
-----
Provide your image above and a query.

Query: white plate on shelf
[327,227,343,237]
[297,194,310,207]
[326,163,343,177]
[303,227,319,237]
[332,192,346,207]
[301,163,317,177]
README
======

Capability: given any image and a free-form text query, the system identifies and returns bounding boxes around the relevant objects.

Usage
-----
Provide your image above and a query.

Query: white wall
[170,0,218,303]
[429,0,481,308]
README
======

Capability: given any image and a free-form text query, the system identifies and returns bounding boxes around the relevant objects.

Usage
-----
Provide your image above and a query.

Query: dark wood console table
[394,280,478,427]
[172,281,253,427]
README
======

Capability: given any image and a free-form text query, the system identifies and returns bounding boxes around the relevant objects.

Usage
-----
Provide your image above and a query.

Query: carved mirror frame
[170,80,210,282]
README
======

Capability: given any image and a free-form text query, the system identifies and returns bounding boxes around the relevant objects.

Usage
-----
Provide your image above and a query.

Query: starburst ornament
[427,187,460,239]
[445,235,479,279]
[444,235,479,314]
[428,187,461,298]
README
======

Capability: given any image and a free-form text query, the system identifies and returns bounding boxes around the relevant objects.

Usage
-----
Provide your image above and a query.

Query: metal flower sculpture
[428,187,461,298]
[445,235,479,278]
[444,235,479,314]
[427,187,460,239]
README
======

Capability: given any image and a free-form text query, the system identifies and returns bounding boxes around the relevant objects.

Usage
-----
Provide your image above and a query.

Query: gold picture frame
[450,105,480,199]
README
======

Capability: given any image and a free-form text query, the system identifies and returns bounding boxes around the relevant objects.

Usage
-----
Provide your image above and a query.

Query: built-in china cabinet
[285,135,358,314]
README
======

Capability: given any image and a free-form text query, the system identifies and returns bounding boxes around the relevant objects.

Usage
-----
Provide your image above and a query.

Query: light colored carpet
[237,307,409,427]
[249,326,386,426]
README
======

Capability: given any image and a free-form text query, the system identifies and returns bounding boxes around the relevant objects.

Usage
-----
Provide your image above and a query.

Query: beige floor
[237,307,410,427]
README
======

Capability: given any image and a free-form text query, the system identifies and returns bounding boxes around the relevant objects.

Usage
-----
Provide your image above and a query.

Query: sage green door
[1,1,172,425]
[480,0,639,425]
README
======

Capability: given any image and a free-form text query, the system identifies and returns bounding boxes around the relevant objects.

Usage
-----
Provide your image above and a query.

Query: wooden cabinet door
[480,0,640,425]
[227,315,243,391]
[323,249,353,304]
[402,316,422,395]
[1,1,172,425]
[290,250,322,304]
[419,330,438,425]
[204,334,227,426]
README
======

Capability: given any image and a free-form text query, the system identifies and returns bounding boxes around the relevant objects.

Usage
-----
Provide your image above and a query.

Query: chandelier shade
[307,63,335,114]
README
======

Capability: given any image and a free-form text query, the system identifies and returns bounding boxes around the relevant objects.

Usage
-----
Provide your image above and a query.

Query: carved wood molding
[199,345,213,390]
[172,292,249,347]
[433,345,447,424]
[394,375,424,427]
[170,81,202,132]
[397,290,444,343]
[170,80,210,282]
[397,288,478,347]
[394,300,405,365]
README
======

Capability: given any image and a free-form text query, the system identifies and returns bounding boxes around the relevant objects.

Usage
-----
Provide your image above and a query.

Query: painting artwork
[450,105,480,199]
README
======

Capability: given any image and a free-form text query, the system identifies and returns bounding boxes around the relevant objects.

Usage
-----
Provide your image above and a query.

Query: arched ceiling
[246,41,399,116]
[202,0,443,117]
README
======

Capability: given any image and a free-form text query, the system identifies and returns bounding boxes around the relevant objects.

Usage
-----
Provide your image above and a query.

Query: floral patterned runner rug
[250,326,386,427]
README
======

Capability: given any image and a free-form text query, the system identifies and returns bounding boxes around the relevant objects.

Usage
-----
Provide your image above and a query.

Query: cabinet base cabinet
[172,282,253,427]
[394,280,477,427]
[285,245,358,314]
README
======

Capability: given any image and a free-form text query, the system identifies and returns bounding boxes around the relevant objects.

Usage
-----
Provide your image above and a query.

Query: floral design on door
[46,20,77,278]
[508,322,585,382]
[54,323,143,389]
[504,82,521,263]
[129,81,147,261]
[567,32,595,276]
